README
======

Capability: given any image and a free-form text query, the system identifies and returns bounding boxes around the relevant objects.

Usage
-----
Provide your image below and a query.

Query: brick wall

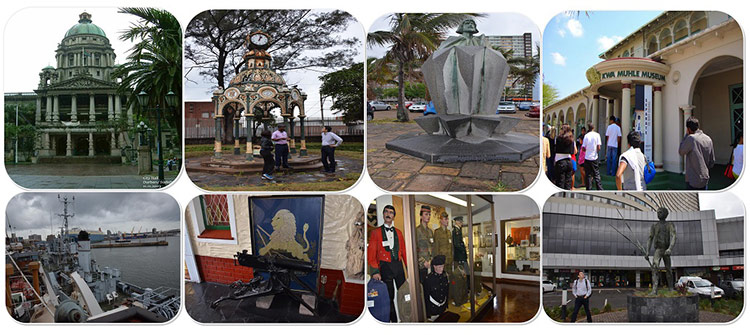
[195,255,254,285]
[319,268,364,317]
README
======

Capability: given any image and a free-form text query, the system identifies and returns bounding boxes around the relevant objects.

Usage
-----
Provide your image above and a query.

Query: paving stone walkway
[6,164,177,189]
[367,113,540,192]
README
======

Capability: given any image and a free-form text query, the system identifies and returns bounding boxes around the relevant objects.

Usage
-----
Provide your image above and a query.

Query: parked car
[496,101,516,114]
[676,276,724,298]
[395,101,414,110]
[367,103,374,121]
[542,280,557,293]
[369,101,391,111]
[718,279,744,298]
[518,101,532,111]
[526,103,540,118]
[409,102,427,113]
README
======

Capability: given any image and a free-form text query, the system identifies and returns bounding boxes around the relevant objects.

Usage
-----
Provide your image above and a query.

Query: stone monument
[385,19,539,163]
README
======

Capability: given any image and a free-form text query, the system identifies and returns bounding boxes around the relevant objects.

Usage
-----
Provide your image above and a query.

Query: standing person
[605,116,622,176]
[576,126,587,187]
[616,131,647,190]
[546,127,557,181]
[451,216,468,305]
[424,255,449,319]
[432,212,453,271]
[679,117,715,190]
[570,271,592,323]
[271,124,291,170]
[321,126,343,173]
[732,132,743,179]
[260,130,275,180]
[541,126,551,180]
[554,124,577,190]
[582,121,603,190]
[367,205,407,323]
[416,205,434,281]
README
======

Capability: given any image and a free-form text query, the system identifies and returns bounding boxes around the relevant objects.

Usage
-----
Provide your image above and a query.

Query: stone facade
[33,12,133,162]
[627,294,699,322]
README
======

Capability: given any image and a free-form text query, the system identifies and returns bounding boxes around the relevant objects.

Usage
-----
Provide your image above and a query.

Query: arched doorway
[690,55,743,163]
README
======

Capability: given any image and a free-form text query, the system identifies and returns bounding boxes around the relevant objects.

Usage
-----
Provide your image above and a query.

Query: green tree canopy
[319,62,364,124]
[543,82,560,108]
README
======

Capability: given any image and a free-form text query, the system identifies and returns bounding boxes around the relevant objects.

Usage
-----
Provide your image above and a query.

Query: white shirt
[582,131,601,161]
[733,144,743,176]
[321,131,343,146]
[382,223,394,249]
[605,123,621,148]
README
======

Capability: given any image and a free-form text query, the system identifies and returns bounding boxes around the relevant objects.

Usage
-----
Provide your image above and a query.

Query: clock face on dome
[249,32,270,48]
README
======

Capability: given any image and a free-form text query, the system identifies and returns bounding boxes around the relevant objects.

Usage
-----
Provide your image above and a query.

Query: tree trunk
[397,61,409,122]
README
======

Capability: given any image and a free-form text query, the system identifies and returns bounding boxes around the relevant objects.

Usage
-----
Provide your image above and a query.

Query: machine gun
[209,250,323,316]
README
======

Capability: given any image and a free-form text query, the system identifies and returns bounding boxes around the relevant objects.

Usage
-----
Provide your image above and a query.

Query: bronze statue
[645,207,677,295]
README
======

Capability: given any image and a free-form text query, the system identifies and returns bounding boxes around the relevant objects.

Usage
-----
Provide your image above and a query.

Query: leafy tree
[319,62,364,124]
[113,7,182,139]
[185,10,359,90]
[367,13,482,122]
[4,102,37,160]
[543,81,560,108]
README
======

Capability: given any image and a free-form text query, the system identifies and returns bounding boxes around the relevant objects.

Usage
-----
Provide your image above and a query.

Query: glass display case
[501,218,540,276]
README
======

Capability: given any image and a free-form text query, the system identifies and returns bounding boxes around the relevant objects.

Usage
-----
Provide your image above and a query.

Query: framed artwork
[249,195,325,292]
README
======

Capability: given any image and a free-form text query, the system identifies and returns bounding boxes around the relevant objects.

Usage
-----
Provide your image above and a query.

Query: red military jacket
[367,225,407,274]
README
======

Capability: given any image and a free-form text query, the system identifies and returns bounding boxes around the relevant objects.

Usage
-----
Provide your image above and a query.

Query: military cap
[432,255,446,265]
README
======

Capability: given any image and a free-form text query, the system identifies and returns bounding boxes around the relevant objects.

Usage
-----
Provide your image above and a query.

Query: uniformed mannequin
[451,216,468,305]
[415,205,434,281]
[424,255,449,319]
[367,205,407,322]
[432,212,453,271]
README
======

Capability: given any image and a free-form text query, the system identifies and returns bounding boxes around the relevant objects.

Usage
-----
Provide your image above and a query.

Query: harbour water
[91,235,180,294]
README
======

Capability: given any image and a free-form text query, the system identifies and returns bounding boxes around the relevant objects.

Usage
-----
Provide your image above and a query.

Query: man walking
[271,124,291,170]
[605,115,622,176]
[367,205,407,322]
[321,126,343,173]
[570,271,592,323]
[679,116,715,190]
[582,121,603,190]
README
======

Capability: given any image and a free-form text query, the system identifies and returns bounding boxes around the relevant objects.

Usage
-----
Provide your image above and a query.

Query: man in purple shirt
[271,124,291,169]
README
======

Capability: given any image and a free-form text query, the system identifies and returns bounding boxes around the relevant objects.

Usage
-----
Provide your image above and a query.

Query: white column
[35,97,41,123]
[46,96,52,122]
[653,84,664,170]
[114,95,122,120]
[107,94,114,121]
[110,131,117,151]
[127,103,134,126]
[71,95,77,122]
[605,99,612,120]
[592,94,600,132]
[614,98,621,119]
[65,131,72,156]
[621,81,632,149]
[89,94,96,122]
[53,95,60,122]
[88,132,94,156]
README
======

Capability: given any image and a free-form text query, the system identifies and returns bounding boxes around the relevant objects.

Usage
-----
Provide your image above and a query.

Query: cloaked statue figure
[386,19,539,163]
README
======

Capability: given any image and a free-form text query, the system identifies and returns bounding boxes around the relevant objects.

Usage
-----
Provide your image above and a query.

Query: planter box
[627,294,699,322]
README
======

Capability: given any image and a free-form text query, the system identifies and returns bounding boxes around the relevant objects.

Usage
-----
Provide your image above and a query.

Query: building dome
[64,12,106,38]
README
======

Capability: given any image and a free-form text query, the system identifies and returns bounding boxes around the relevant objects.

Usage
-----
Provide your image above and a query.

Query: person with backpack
[570,271,593,323]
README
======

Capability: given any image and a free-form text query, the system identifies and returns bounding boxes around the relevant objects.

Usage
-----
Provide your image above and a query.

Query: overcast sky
[700,193,745,219]
[3,8,138,93]
[6,193,180,238]
[366,13,541,58]
[183,10,365,120]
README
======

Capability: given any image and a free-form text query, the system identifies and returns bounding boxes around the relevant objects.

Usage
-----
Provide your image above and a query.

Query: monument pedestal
[627,294,699,322]
[137,146,152,175]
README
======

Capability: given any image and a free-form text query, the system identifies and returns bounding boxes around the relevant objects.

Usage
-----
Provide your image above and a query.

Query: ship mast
[57,195,75,267]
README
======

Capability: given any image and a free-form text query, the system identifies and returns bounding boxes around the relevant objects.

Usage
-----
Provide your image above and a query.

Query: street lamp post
[137,90,177,187]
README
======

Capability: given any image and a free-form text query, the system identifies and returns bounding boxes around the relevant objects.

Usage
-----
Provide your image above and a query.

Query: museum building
[542,192,744,289]
[33,12,133,162]
[544,11,742,174]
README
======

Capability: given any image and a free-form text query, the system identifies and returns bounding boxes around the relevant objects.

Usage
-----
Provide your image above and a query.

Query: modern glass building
[543,192,743,289]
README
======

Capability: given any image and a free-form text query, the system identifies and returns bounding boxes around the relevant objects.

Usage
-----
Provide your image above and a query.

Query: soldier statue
[432,212,453,271]
[424,255,449,319]
[645,207,677,295]
[415,205,434,281]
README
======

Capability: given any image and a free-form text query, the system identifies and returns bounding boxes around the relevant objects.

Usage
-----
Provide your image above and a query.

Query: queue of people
[544,115,728,191]
[254,124,344,181]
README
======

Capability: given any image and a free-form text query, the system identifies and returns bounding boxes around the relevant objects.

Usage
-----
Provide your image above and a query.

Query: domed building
[33,11,133,162]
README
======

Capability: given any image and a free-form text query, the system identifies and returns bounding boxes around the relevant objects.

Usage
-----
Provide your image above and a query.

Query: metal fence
[184,117,363,139]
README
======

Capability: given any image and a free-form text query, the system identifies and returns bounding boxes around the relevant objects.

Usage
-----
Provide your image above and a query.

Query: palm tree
[113,7,182,138]
[367,13,481,122]
[497,45,540,100]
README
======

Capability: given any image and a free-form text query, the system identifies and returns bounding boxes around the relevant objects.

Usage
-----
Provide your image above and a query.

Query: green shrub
[603,303,612,313]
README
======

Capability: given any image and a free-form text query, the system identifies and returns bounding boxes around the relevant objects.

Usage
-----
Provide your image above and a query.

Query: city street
[542,287,643,310]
